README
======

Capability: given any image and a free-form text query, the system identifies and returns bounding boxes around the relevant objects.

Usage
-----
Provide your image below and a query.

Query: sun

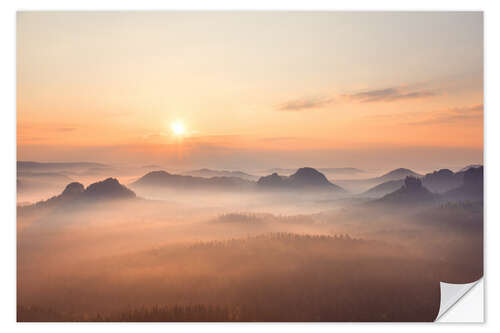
[171,121,185,136]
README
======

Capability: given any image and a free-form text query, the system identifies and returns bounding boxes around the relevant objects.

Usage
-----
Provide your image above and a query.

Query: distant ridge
[444,166,483,202]
[459,164,483,172]
[371,176,435,206]
[318,167,364,175]
[376,168,422,182]
[83,178,136,200]
[266,167,363,176]
[289,168,339,187]
[363,168,465,197]
[340,168,422,184]
[18,161,108,170]
[421,169,463,193]
[183,168,258,181]
[335,168,422,193]
[362,179,404,197]
[20,178,136,210]
[257,167,345,192]
[257,173,287,187]
[130,170,254,191]
[17,171,72,181]
[131,167,345,193]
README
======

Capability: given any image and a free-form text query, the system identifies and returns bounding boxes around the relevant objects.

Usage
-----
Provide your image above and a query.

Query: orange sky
[17,12,483,172]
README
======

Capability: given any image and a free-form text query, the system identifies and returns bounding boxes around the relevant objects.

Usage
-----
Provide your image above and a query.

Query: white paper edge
[435,278,484,322]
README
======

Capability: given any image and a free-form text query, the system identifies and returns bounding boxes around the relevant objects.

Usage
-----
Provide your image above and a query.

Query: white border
[436,280,483,321]
[2,1,498,331]
[438,279,484,322]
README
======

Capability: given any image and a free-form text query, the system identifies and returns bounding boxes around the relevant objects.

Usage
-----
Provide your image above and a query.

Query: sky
[17,11,483,172]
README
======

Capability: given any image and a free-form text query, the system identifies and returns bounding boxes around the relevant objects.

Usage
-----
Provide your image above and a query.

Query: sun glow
[171,121,185,136]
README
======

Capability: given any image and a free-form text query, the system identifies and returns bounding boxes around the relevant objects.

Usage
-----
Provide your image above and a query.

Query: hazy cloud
[277,86,437,111]
[55,127,76,132]
[277,96,334,111]
[259,136,300,143]
[344,87,438,103]
[363,104,483,127]
[407,104,483,126]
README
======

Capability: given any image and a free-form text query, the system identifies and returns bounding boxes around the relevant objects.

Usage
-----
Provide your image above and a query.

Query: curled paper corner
[435,279,483,321]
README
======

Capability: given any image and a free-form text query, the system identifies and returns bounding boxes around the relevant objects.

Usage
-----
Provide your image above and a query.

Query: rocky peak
[61,182,85,197]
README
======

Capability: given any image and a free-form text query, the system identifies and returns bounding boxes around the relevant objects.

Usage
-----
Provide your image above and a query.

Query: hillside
[362,179,405,197]
[444,166,483,202]
[336,168,422,193]
[130,170,254,191]
[363,168,465,197]
[372,176,436,206]
[257,167,345,192]
[19,178,136,212]
[183,168,258,181]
